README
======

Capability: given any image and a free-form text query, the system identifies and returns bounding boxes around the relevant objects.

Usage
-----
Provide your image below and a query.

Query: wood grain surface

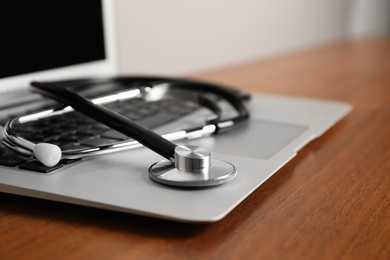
[1,37,389,259]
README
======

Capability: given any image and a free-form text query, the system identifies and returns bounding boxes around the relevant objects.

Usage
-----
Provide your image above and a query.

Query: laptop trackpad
[189,120,308,159]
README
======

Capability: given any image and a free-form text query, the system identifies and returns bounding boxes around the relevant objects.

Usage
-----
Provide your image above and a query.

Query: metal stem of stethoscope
[30,81,237,187]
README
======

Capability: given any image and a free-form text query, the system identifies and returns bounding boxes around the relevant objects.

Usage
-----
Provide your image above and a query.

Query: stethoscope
[2,77,249,187]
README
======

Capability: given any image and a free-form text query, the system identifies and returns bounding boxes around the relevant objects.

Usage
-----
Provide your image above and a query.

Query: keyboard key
[59,133,93,143]
[60,158,82,165]
[81,137,120,147]
[136,111,182,128]
[0,154,28,167]
[101,130,128,140]
[19,160,63,173]
[76,128,107,136]
[59,143,90,150]
[0,146,12,156]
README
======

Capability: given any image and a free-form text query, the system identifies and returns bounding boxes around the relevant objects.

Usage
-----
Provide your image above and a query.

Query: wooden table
[1,38,389,259]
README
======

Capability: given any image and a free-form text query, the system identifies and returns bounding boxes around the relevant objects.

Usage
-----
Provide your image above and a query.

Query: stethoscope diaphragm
[148,145,237,187]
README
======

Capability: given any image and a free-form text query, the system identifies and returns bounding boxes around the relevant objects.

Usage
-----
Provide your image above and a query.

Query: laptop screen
[1,0,105,79]
[0,0,116,93]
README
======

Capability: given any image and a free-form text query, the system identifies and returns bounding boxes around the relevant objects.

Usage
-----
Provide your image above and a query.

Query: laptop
[0,0,351,223]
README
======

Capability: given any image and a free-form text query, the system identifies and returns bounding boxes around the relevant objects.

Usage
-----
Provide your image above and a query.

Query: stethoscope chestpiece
[148,145,237,187]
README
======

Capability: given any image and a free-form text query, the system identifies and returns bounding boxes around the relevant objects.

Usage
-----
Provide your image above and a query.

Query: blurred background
[115,0,390,75]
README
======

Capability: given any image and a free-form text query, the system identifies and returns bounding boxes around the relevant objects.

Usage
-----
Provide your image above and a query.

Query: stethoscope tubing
[2,76,249,162]
[3,116,217,160]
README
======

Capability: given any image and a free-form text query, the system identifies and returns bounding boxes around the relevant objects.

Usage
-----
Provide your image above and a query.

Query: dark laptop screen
[0,0,105,79]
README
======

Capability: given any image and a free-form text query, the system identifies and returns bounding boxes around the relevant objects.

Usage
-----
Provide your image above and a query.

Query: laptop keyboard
[0,98,199,173]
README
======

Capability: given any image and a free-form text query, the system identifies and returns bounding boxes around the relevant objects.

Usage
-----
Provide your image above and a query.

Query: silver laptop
[0,0,351,223]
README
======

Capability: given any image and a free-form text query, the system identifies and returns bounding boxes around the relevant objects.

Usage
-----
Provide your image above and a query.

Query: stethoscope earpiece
[33,143,62,167]
[149,145,237,187]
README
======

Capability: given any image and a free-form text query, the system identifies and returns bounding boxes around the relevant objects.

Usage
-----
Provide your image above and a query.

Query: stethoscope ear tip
[33,143,62,167]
